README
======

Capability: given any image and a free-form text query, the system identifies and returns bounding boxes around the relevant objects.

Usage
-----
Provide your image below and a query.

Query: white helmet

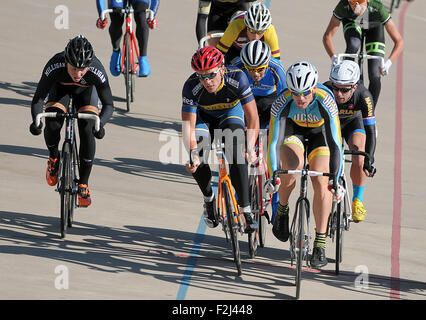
[286,61,318,92]
[244,3,272,32]
[240,40,271,68]
[329,60,360,86]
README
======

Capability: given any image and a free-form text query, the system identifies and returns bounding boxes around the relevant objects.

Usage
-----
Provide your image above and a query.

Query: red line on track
[390,1,412,300]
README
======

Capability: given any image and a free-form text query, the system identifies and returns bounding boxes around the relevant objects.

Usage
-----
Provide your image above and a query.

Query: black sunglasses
[331,84,354,93]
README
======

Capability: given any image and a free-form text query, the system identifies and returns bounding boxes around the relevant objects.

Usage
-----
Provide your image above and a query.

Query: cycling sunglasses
[331,84,354,93]
[348,0,367,5]
[245,65,267,73]
[290,88,314,97]
[196,68,221,81]
[247,28,265,35]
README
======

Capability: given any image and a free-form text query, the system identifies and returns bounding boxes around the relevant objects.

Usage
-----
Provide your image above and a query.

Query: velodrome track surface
[0,0,425,301]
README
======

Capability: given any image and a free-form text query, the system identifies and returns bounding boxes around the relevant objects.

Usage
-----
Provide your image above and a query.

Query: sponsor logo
[182,97,194,105]
[44,62,66,77]
[292,113,321,123]
[192,82,203,96]
[228,77,239,89]
[271,94,287,117]
[322,94,339,118]
[88,66,106,83]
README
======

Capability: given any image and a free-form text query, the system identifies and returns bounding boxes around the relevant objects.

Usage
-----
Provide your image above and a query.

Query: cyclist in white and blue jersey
[232,40,286,129]
[265,61,344,269]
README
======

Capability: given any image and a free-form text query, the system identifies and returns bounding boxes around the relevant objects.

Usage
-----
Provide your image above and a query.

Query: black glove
[29,122,43,136]
[93,123,105,139]
[363,157,376,176]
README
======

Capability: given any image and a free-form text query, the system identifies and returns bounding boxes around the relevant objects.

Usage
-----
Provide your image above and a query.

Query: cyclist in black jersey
[324,59,376,222]
[196,0,258,44]
[182,46,259,231]
[29,35,114,208]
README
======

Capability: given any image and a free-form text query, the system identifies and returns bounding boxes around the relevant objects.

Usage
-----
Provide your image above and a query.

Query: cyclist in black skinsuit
[324,59,377,223]
[196,0,258,43]
[29,35,114,208]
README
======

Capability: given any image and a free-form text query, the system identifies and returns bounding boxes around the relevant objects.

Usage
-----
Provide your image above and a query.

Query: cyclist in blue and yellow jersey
[232,40,286,129]
[216,2,280,65]
[29,35,114,208]
[96,0,160,77]
[265,61,344,269]
[196,0,261,44]
[323,0,404,107]
[324,60,377,223]
[182,46,259,232]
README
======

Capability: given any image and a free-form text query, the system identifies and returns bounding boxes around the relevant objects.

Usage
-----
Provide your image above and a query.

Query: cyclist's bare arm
[323,16,341,58]
[384,18,404,63]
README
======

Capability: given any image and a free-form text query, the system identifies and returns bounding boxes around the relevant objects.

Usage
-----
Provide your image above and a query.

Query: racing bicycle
[35,101,100,238]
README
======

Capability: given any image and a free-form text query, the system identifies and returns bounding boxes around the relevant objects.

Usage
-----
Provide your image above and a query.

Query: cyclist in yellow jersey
[196,0,261,44]
[216,3,280,64]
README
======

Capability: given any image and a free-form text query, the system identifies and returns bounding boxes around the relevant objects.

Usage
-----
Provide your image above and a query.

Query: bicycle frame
[215,143,243,234]
[121,8,139,74]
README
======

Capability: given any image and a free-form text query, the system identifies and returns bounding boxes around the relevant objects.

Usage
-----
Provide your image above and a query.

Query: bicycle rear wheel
[60,142,72,238]
[224,181,242,276]
[124,33,131,112]
[248,174,259,259]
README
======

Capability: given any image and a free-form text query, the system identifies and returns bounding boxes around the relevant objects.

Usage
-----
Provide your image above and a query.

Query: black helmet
[64,35,94,68]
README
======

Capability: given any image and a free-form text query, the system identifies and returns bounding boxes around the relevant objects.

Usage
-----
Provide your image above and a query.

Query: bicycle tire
[124,32,131,112]
[68,141,78,228]
[295,199,307,300]
[335,201,344,275]
[60,142,71,238]
[224,181,242,276]
[259,163,268,247]
[248,175,259,259]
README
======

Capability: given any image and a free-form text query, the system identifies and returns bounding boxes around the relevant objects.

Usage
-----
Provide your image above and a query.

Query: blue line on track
[176,172,218,300]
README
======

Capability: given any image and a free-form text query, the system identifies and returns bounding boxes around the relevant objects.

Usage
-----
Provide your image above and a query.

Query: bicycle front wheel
[295,199,308,300]
[248,174,259,259]
[59,142,71,238]
[335,201,344,275]
[224,181,242,276]
[68,141,79,228]
[124,32,131,112]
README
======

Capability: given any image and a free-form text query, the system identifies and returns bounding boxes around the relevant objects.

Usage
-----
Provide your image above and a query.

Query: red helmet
[191,46,224,72]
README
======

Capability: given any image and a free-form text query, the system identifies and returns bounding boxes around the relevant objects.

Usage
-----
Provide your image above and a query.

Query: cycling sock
[277,202,289,215]
[352,185,365,202]
[242,205,251,214]
[314,232,326,249]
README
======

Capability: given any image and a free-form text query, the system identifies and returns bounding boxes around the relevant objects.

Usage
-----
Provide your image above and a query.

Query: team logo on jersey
[44,62,65,77]
[88,66,106,83]
[348,103,354,110]
[228,77,239,89]
[322,94,339,118]
[271,94,286,117]
[192,82,203,96]
[183,97,194,106]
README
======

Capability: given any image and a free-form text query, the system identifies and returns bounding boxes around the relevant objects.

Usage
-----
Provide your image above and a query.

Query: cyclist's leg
[365,25,385,107]
[307,134,331,268]
[108,0,125,76]
[219,108,257,229]
[278,121,304,205]
[342,19,362,55]
[132,0,151,76]
[44,85,68,156]
[74,87,100,206]
[44,86,68,185]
